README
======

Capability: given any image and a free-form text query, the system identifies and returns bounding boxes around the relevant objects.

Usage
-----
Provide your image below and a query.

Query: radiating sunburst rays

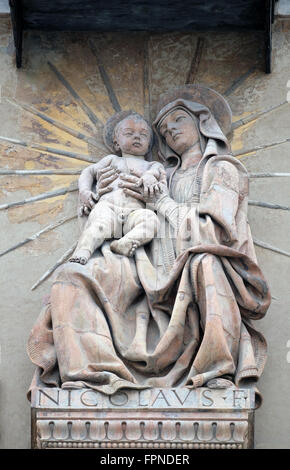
[0,32,289,290]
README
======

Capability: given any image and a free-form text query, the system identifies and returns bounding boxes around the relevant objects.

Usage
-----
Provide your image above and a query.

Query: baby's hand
[79,190,99,216]
[141,173,164,198]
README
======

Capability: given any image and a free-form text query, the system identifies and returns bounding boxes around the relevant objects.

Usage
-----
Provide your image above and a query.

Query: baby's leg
[70,201,117,264]
[110,209,159,257]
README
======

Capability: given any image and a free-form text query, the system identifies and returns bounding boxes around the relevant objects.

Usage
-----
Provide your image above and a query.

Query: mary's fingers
[123,188,145,202]
[99,173,118,187]
[99,186,113,196]
[119,174,140,184]
[98,166,112,175]
[120,181,142,192]
[98,168,116,181]
[129,168,143,178]
[98,159,113,173]
[84,206,91,216]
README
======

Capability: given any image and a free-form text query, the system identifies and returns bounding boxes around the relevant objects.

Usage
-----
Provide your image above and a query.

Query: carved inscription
[32,387,254,449]
[34,387,255,411]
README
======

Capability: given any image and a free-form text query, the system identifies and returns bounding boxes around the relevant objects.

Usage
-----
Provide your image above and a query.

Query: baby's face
[114,118,151,156]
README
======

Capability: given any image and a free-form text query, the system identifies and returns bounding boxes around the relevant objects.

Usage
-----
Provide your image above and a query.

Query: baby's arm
[140,162,167,197]
[79,155,118,215]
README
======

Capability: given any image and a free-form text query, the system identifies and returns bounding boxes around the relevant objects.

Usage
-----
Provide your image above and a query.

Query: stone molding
[31,387,255,449]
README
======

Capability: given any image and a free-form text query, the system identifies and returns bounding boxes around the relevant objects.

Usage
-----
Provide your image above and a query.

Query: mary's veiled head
[152,86,232,168]
[156,107,201,157]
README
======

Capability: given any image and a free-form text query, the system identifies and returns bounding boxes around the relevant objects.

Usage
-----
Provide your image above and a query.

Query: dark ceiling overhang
[9,0,276,72]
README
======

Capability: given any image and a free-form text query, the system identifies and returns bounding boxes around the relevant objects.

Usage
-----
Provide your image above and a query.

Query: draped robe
[27,149,271,406]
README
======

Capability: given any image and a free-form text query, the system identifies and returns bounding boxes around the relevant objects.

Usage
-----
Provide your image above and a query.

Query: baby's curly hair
[103,110,154,159]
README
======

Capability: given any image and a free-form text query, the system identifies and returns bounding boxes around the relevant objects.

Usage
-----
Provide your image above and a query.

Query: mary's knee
[52,261,85,283]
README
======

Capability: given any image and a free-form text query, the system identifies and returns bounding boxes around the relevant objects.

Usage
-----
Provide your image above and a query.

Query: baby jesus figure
[70,111,166,264]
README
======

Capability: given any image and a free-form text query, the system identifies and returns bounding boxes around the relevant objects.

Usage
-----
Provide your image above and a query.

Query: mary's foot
[206,378,234,389]
[62,381,85,390]
[69,249,91,265]
[110,239,140,257]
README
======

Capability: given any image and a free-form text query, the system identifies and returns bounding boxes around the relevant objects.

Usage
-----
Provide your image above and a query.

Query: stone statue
[69,111,166,264]
[27,85,271,404]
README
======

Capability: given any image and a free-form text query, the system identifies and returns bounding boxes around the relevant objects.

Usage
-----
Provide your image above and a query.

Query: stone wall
[0,13,289,449]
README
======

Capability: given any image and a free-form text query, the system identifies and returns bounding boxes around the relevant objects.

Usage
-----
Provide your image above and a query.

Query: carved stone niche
[31,387,255,449]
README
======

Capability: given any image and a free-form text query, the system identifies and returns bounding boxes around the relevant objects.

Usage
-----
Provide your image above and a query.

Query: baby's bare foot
[110,239,139,257]
[69,249,91,265]
[128,242,138,257]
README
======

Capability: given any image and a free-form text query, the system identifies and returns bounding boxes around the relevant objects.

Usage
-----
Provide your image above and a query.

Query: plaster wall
[0,16,289,449]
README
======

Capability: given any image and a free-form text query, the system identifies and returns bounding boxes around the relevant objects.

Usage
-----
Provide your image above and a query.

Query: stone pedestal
[30,387,255,449]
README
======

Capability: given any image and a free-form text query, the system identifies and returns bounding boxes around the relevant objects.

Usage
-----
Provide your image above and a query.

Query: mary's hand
[79,164,119,216]
[119,169,168,204]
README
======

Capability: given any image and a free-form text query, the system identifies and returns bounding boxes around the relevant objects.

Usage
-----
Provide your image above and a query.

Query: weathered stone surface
[0,16,289,450]
[27,86,270,408]
[31,387,255,449]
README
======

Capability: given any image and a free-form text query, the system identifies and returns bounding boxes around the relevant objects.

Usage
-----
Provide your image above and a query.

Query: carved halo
[156,84,232,136]
[1,45,289,291]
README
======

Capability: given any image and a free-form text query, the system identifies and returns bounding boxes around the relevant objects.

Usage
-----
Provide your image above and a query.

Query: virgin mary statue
[27,85,270,405]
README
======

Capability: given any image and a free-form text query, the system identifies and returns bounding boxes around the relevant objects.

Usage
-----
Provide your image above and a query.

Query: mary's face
[158,109,199,156]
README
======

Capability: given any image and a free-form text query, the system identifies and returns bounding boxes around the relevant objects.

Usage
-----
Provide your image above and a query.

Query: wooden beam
[9,0,23,68]
[265,0,273,73]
